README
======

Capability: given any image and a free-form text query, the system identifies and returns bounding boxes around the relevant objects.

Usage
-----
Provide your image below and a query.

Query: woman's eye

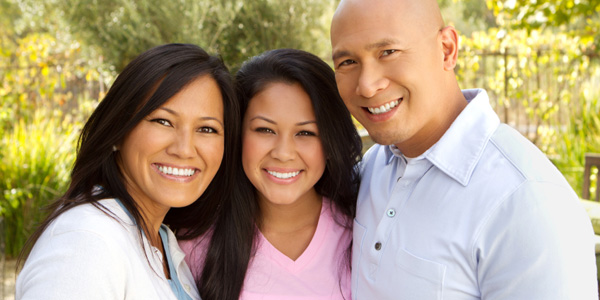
[382,49,397,57]
[199,127,218,134]
[152,119,172,127]
[297,130,317,137]
[255,127,275,134]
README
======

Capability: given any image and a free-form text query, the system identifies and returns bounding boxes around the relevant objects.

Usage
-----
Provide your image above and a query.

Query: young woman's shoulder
[178,228,214,280]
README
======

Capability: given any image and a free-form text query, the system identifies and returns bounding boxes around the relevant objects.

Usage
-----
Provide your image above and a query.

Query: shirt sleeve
[16,229,127,300]
[474,181,598,299]
[178,233,212,281]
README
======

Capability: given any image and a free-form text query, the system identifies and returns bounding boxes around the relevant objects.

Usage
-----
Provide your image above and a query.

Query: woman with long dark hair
[176,48,362,300]
[16,43,240,300]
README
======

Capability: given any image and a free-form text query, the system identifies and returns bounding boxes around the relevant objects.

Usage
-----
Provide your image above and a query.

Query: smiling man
[331,0,598,299]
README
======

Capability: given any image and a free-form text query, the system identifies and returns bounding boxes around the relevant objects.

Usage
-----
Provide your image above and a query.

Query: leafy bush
[548,91,600,199]
[456,27,600,197]
[0,109,79,258]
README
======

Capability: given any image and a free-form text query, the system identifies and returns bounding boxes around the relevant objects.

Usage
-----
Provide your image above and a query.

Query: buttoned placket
[365,156,433,279]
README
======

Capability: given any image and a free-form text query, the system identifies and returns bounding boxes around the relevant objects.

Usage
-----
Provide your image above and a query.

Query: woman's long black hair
[19,43,240,268]
[181,48,362,300]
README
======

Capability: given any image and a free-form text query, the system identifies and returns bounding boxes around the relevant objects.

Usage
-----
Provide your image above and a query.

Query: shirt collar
[425,89,499,186]
[382,89,500,185]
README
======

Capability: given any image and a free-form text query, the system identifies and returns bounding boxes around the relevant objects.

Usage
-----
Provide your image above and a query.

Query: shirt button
[386,209,396,217]
[374,242,382,250]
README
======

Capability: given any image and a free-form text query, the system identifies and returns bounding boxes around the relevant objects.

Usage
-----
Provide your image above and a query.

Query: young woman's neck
[257,189,323,260]
[258,189,322,233]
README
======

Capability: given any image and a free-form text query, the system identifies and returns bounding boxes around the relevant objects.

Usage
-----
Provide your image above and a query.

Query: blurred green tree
[488,0,599,55]
[54,0,335,71]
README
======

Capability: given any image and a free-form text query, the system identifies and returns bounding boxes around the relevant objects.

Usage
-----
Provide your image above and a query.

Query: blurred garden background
[1,0,600,297]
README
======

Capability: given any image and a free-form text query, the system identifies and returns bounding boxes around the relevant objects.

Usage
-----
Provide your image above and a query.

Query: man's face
[331,0,448,156]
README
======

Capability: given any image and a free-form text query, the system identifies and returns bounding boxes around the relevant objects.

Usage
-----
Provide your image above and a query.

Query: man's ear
[440,26,459,71]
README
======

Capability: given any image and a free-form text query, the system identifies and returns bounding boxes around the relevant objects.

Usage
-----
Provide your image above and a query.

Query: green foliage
[488,0,600,53]
[549,88,600,198]
[57,0,335,71]
[457,27,596,145]
[0,20,106,257]
[0,31,111,132]
[440,0,497,34]
[218,0,335,72]
[0,110,79,257]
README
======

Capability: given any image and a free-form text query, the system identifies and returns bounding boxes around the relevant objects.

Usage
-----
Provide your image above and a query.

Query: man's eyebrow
[332,38,401,61]
[332,50,351,62]
[365,38,400,50]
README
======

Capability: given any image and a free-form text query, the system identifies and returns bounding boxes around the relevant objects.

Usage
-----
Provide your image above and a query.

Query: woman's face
[117,75,225,221]
[242,82,326,207]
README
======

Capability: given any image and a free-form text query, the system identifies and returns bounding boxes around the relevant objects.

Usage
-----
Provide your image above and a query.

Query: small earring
[112,145,118,152]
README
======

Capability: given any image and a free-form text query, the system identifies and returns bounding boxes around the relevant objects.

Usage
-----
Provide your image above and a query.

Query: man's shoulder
[361,143,387,164]
[487,124,567,185]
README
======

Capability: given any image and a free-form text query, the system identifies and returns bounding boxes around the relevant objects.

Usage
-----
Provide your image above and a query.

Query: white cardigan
[16,199,200,300]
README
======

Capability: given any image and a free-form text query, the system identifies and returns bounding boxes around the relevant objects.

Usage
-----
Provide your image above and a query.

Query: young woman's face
[242,82,326,207]
[117,75,225,221]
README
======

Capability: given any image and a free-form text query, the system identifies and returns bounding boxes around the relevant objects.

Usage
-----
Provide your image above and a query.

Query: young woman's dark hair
[18,43,240,267]
[180,48,362,300]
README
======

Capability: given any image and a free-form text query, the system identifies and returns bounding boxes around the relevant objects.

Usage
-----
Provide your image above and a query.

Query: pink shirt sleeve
[178,231,213,281]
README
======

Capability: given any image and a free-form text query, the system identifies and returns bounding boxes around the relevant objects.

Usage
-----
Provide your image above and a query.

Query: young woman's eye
[151,119,172,127]
[382,49,397,57]
[198,127,218,134]
[297,130,317,137]
[255,127,275,134]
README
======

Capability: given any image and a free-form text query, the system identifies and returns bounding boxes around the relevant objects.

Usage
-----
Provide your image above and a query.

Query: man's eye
[382,49,397,56]
[338,59,356,67]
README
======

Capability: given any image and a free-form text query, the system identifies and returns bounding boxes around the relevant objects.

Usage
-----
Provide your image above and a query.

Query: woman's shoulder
[321,197,352,229]
[46,198,134,239]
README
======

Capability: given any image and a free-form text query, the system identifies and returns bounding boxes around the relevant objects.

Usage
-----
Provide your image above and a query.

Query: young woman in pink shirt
[175,49,362,300]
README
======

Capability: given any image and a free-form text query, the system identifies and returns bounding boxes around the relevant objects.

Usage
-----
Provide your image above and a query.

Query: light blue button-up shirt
[352,89,598,299]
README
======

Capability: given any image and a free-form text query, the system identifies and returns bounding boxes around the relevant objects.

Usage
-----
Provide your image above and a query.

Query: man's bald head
[332,0,445,41]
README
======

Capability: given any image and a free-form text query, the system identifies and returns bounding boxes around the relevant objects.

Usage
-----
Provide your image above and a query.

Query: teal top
[115,199,193,300]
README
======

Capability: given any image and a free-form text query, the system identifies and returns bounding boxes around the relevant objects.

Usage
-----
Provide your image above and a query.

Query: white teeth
[368,99,400,115]
[267,170,301,179]
[158,165,196,177]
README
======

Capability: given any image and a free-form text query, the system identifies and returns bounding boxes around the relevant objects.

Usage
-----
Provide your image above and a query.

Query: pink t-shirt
[180,198,352,300]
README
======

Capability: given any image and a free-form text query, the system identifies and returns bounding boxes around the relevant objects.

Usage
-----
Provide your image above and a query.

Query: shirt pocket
[351,219,367,299]
[393,248,446,299]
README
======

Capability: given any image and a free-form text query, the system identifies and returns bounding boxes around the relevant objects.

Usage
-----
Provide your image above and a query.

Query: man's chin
[364,130,400,146]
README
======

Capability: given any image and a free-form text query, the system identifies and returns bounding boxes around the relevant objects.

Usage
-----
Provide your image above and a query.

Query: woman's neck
[258,189,323,260]
[129,199,170,278]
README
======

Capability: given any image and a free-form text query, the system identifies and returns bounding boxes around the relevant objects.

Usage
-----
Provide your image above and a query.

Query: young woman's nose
[270,135,296,162]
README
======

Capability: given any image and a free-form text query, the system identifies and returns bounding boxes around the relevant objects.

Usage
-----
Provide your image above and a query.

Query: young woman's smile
[242,82,326,206]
